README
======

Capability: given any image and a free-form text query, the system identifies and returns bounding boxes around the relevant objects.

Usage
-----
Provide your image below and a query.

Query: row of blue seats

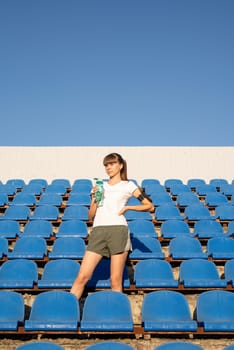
[1,235,234,261]
[13,340,234,350]
[1,219,234,240]
[1,177,234,189]
[0,258,233,290]
[0,185,234,207]
[0,289,234,334]
[0,205,89,221]
[0,192,92,207]
[1,184,234,211]
[3,191,234,209]
[0,219,88,239]
[1,203,234,222]
[144,182,234,197]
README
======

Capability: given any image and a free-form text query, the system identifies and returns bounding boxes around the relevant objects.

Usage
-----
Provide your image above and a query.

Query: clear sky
[0,0,233,146]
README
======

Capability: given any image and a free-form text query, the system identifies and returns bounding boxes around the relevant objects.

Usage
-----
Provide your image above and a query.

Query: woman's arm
[118,188,154,215]
[88,193,98,221]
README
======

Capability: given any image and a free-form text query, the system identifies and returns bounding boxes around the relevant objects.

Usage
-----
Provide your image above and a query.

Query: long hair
[103,153,128,180]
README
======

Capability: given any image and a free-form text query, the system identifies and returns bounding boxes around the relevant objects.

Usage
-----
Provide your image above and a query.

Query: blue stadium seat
[169,237,208,260]
[71,179,92,194]
[56,220,88,238]
[129,237,165,260]
[169,184,191,196]
[207,237,234,260]
[195,184,217,196]
[30,205,59,221]
[6,179,25,189]
[0,183,17,196]
[62,205,89,221]
[49,237,86,259]
[66,193,91,206]
[150,192,173,207]
[28,178,48,189]
[219,184,234,197]
[0,237,8,258]
[204,193,228,207]
[51,178,71,189]
[45,184,67,195]
[128,219,157,238]
[0,259,38,289]
[0,220,20,238]
[134,259,178,288]
[10,193,36,206]
[7,236,47,260]
[160,220,192,239]
[176,192,201,207]
[37,193,63,206]
[124,210,152,221]
[86,342,134,350]
[142,290,197,332]
[22,220,53,238]
[0,290,24,331]
[80,290,133,332]
[164,179,183,190]
[141,178,161,188]
[87,259,130,289]
[184,204,214,221]
[21,184,44,196]
[215,204,234,221]
[0,205,30,221]
[196,290,234,332]
[187,179,206,190]
[179,259,227,288]
[141,183,167,196]
[193,219,225,239]
[16,342,65,350]
[155,204,183,221]
[209,178,229,190]
[224,259,234,287]
[24,290,80,331]
[154,342,204,350]
[38,259,80,289]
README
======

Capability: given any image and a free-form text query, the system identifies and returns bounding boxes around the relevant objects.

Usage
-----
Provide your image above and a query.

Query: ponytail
[120,158,128,181]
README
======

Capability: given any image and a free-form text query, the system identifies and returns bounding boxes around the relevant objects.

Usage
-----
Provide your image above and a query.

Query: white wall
[0,146,233,184]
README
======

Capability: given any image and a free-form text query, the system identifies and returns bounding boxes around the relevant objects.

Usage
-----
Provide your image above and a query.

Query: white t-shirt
[93,180,138,227]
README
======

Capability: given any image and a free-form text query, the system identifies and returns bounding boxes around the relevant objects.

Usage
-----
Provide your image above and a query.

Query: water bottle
[94,178,104,207]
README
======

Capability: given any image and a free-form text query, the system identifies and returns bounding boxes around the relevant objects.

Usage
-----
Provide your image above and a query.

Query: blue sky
[0,0,233,146]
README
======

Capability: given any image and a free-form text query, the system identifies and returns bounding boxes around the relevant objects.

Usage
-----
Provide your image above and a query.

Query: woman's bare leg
[70,250,102,299]
[110,251,129,292]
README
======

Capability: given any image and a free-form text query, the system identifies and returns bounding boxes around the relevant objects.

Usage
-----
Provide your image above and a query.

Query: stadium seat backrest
[0,290,24,330]
[142,290,197,331]
[86,342,135,350]
[0,259,38,288]
[57,220,88,238]
[24,290,80,331]
[81,290,133,331]
[16,341,65,350]
[134,259,178,288]
[196,290,234,324]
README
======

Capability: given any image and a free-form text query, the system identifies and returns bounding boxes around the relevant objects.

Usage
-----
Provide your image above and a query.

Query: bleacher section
[0,178,234,349]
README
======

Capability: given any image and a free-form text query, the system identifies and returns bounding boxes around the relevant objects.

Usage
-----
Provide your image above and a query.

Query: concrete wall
[0,146,233,184]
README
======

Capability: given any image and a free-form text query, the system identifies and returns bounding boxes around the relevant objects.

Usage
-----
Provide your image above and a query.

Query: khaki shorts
[87,225,131,258]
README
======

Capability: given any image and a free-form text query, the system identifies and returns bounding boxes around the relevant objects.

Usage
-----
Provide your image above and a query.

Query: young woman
[70,152,154,299]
